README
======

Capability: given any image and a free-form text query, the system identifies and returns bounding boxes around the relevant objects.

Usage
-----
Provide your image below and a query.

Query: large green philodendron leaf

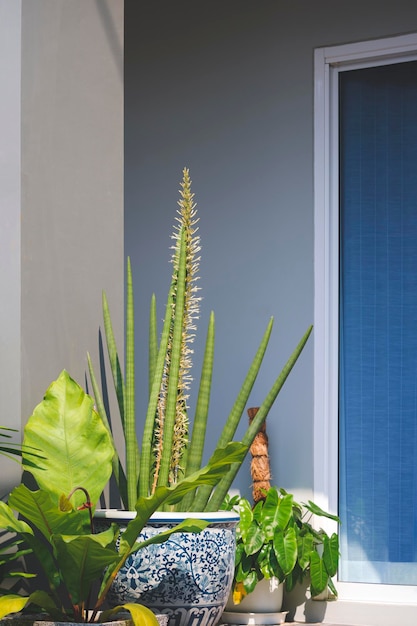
[273,527,297,576]
[322,532,339,578]
[23,370,114,509]
[243,522,265,556]
[237,498,254,543]
[309,550,329,596]
[297,532,314,571]
[262,491,293,539]
[53,525,120,605]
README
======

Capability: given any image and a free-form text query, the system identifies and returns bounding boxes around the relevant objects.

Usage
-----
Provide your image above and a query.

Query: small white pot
[222,577,287,625]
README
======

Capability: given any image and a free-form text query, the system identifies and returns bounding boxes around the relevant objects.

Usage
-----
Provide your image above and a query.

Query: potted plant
[222,487,340,622]
[222,408,339,624]
[85,169,313,626]
[0,371,245,626]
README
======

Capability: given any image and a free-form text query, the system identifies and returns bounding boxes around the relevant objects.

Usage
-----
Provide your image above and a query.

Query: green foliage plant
[0,428,44,592]
[0,429,36,595]
[0,427,24,464]
[224,487,340,602]
[0,371,246,625]
[88,168,313,511]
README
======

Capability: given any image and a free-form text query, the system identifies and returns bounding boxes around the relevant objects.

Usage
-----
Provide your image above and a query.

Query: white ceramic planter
[95,510,239,626]
[222,577,287,625]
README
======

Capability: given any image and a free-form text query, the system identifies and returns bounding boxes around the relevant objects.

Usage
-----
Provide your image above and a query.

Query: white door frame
[313,32,417,612]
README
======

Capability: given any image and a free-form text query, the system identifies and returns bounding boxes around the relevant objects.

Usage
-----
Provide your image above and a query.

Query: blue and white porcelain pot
[96,510,239,626]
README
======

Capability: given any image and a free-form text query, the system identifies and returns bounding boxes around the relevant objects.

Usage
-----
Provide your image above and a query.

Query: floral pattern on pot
[103,512,239,626]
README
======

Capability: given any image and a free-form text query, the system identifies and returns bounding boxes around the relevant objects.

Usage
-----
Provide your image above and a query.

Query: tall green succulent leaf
[215,317,274,450]
[87,352,128,508]
[148,294,158,398]
[185,311,215,476]
[125,258,140,509]
[22,370,114,509]
[102,291,125,427]
[203,324,313,512]
[139,275,175,497]
[156,227,187,490]
[179,311,215,510]
[190,318,274,511]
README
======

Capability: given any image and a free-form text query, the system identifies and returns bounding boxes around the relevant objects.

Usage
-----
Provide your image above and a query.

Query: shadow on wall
[284,579,328,623]
[95,0,123,81]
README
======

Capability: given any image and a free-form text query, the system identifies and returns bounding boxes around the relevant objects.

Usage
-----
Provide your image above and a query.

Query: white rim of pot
[94,509,240,523]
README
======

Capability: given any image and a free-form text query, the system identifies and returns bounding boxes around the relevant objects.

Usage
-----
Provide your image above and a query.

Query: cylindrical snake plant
[88,168,312,512]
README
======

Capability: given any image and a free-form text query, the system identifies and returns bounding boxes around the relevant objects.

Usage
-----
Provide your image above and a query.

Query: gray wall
[20,0,124,421]
[0,0,22,491]
[0,0,124,494]
[124,0,417,499]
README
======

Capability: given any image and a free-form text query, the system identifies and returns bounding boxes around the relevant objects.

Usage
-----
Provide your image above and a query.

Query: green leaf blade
[22,370,114,509]
[273,527,297,576]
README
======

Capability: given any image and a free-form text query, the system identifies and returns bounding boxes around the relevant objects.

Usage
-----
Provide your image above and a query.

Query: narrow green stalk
[87,353,128,508]
[102,292,125,430]
[125,258,139,509]
[156,228,187,489]
[216,317,274,446]
[186,311,215,474]
[190,318,274,511]
[149,294,158,399]
[205,324,314,512]
[138,280,175,497]
[179,311,215,510]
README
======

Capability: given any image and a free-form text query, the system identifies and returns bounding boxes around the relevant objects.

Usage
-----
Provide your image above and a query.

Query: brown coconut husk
[248,407,271,504]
